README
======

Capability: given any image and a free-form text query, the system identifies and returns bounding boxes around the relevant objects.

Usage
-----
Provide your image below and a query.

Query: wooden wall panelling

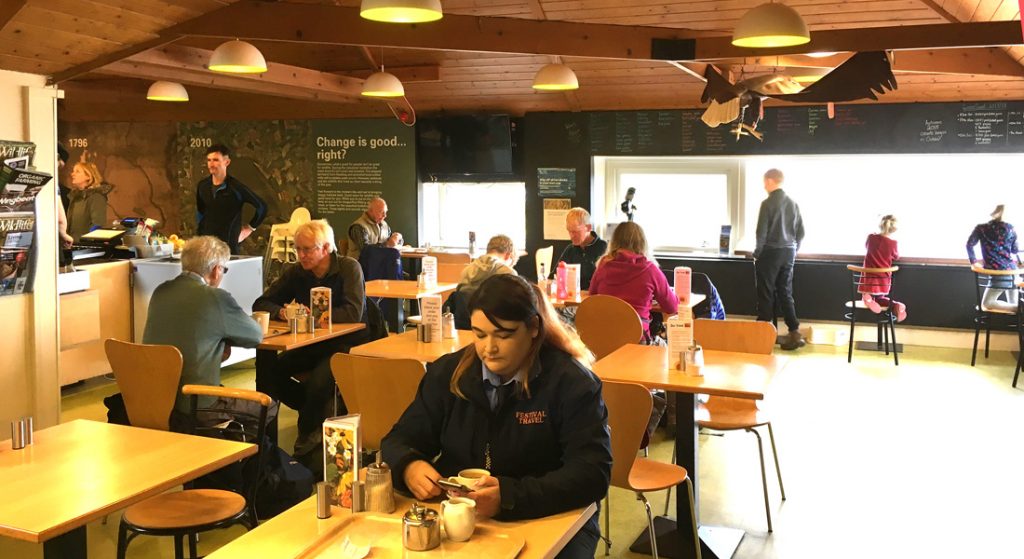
[59,261,132,386]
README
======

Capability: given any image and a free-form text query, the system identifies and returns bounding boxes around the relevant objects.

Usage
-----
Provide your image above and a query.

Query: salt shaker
[296,308,309,333]
[442,312,456,339]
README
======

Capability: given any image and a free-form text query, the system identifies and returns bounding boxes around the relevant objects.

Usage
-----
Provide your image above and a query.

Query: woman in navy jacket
[382,274,611,557]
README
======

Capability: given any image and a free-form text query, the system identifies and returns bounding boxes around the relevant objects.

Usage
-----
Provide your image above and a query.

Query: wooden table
[350,329,475,362]
[0,419,256,559]
[205,493,596,559]
[256,321,367,443]
[364,280,458,332]
[593,344,786,559]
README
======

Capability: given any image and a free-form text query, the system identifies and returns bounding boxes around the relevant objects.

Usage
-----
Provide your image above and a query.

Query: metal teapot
[402,503,441,551]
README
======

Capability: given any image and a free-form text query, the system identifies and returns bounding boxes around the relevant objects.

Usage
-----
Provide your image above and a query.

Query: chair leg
[174,534,185,559]
[748,428,773,533]
[972,319,981,366]
[116,520,129,559]
[638,492,659,559]
[889,312,899,366]
[1015,340,1024,388]
[767,423,786,500]
[985,321,992,358]
[188,532,199,559]
[847,313,856,363]
[684,478,702,559]
[664,444,677,516]
[602,494,612,555]
[882,318,890,355]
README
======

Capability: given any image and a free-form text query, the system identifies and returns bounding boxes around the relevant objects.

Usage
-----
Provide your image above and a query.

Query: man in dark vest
[196,144,267,254]
[346,196,402,259]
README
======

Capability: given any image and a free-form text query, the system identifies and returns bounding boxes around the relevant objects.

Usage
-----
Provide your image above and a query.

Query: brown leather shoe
[780,330,806,351]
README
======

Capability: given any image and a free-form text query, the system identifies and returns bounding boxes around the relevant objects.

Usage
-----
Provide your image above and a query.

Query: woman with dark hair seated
[382,274,611,558]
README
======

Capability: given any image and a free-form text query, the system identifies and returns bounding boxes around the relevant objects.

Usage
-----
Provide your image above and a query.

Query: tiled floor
[4,343,1023,558]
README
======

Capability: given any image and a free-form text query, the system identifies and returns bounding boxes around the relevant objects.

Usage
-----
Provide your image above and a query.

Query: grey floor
[4,343,1023,558]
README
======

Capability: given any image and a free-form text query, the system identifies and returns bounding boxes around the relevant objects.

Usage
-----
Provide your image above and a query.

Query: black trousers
[755,247,800,333]
[255,338,349,437]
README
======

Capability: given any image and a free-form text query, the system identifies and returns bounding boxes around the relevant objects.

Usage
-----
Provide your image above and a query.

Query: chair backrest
[693,319,776,355]
[535,246,553,280]
[330,353,426,450]
[104,338,183,431]
[576,295,643,360]
[602,381,652,490]
[848,264,899,302]
[971,264,1020,303]
[434,252,471,283]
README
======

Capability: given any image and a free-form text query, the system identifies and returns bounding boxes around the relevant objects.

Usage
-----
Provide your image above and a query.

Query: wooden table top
[257,321,366,351]
[592,344,786,400]
[548,291,706,311]
[364,280,458,299]
[205,493,596,559]
[0,419,255,544]
[350,330,475,362]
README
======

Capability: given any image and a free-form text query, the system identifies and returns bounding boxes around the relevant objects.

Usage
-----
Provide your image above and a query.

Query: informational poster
[537,167,576,197]
[312,119,416,245]
[543,198,571,241]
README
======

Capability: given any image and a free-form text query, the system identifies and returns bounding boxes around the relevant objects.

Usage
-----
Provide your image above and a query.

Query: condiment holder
[402,503,441,551]
[364,451,395,513]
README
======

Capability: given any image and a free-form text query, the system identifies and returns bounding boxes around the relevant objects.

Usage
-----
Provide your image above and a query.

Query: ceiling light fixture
[532,63,579,91]
[146,81,189,102]
[208,40,268,74]
[804,51,839,58]
[787,67,830,84]
[732,2,810,48]
[360,0,443,23]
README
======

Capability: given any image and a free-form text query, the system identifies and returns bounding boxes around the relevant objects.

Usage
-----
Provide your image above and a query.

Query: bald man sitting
[346,196,402,260]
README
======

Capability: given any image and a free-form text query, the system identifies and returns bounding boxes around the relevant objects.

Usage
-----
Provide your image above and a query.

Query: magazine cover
[0,156,48,297]
[323,414,360,507]
[310,286,332,329]
[0,140,35,167]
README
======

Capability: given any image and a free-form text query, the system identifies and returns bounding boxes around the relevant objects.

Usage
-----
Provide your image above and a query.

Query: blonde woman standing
[66,161,111,241]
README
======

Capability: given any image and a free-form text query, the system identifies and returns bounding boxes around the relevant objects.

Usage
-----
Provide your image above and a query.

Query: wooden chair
[575,294,643,360]
[602,381,699,559]
[114,382,272,559]
[330,353,426,450]
[684,319,785,533]
[407,252,471,326]
[846,265,901,365]
[970,264,1019,367]
[105,338,182,430]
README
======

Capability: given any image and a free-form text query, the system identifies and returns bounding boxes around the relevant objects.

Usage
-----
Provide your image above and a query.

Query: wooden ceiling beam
[344,65,441,82]
[721,48,1024,77]
[0,1,26,33]
[48,35,181,84]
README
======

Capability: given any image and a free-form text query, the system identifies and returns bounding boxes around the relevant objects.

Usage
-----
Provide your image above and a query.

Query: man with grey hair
[555,207,607,290]
[346,196,402,259]
[143,235,268,423]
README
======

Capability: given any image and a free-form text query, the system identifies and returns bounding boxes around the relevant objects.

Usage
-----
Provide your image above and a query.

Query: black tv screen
[417,115,514,178]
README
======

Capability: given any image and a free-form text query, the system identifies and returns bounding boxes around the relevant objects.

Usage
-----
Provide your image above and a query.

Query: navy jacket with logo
[382,345,611,521]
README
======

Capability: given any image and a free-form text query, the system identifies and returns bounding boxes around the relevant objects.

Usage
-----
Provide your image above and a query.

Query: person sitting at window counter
[588,221,678,343]
[66,160,112,242]
[382,274,611,558]
[860,214,907,322]
[967,204,1022,313]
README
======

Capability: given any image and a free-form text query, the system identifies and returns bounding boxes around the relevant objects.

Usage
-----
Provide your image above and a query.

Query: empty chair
[330,353,426,450]
[105,338,182,430]
[846,264,900,366]
[970,264,1020,367]
[688,319,786,533]
[602,381,699,559]
[575,294,643,360]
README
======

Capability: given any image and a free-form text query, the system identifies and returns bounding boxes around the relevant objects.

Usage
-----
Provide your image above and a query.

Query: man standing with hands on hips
[196,144,267,254]
[754,168,806,350]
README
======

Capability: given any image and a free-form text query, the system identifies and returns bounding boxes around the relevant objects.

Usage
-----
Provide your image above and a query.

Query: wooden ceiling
[1,0,1022,121]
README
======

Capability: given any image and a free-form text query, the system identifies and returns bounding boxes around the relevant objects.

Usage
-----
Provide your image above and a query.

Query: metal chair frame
[846,265,900,366]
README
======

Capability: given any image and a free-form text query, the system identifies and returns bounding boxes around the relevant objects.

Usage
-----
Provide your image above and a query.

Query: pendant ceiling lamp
[732,2,810,48]
[146,81,189,102]
[362,70,405,97]
[208,40,268,74]
[532,63,579,91]
[360,0,443,23]
[787,67,829,84]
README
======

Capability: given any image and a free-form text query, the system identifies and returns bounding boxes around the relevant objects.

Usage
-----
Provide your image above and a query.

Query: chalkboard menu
[585,102,1024,157]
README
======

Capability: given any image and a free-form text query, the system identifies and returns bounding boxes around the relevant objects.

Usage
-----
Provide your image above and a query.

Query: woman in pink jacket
[589,221,678,341]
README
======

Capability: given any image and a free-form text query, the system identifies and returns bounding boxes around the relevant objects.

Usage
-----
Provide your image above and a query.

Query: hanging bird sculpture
[700,50,898,140]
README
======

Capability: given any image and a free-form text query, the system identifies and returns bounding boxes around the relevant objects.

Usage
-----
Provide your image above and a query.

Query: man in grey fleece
[451,235,518,327]
[753,168,806,350]
[142,235,271,424]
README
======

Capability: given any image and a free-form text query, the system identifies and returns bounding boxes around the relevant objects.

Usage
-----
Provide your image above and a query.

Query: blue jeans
[555,511,601,559]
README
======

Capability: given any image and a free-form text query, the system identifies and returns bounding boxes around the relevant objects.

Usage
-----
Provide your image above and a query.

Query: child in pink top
[860,215,906,322]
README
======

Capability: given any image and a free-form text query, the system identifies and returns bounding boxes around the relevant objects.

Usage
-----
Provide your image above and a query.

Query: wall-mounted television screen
[417,115,514,178]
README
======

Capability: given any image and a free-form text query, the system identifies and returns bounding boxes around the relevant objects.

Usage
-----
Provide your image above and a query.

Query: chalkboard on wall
[586,102,1024,157]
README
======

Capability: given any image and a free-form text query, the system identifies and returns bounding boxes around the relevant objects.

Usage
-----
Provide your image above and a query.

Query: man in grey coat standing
[754,168,806,350]
[143,235,271,423]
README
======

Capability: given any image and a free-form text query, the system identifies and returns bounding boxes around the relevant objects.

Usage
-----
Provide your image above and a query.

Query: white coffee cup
[441,497,476,542]
[251,311,270,335]
[454,468,489,489]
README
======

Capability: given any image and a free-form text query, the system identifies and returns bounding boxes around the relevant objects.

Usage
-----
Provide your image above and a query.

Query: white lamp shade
[146,81,189,102]
[362,71,405,97]
[532,64,579,91]
[788,67,830,84]
[208,40,268,74]
[732,2,810,48]
[360,0,442,23]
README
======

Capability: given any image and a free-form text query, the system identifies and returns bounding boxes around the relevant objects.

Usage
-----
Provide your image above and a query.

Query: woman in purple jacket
[589,222,678,341]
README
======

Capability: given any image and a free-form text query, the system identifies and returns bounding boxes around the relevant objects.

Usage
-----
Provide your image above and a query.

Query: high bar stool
[970,264,1020,367]
[845,265,900,365]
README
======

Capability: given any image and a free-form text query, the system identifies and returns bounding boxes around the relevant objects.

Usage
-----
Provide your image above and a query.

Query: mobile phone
[435,478,472,493]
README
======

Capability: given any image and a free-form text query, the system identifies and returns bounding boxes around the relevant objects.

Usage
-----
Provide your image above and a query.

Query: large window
[602,158,739,252]
[421,181,526,249]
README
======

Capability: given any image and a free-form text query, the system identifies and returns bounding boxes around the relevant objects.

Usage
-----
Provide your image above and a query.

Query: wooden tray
[296,512,524,559]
